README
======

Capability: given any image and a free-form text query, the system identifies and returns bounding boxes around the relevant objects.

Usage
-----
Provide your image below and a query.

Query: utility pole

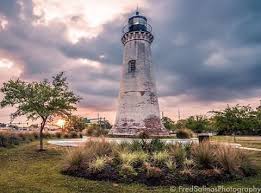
[178,108,181,121]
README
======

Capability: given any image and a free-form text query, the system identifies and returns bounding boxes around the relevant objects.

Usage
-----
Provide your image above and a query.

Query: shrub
[168,144,186,168]
[69,131,78,138]
[62,139,257,186]
[176,128,193,139]
[55,132,62,138]
[184,143,193,159]
[129,140,143,151]
[84,139,113,158]
[118,151,148,166]
[43,132,52,139]
[240,157,257,176]
[17,132,27,141]
[149,138,166,152]
[165,159,176,171]
[143,162,162,178]
[62,147,86,173]
[119,164,138,178]
[32,132,39,139]
[192,142,214,169]
[89,156,109,173]
[63,133,69,138]
[86,124,108,137]
[215,145,251,176]
[184,159,195,169]
[152,151,170,167]
[0,131,36,147]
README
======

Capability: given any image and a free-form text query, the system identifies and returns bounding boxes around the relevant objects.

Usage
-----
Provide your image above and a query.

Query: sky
[0,0,261,124]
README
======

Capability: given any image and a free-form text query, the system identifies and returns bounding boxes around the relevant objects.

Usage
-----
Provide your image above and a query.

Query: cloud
[0,0,261,122]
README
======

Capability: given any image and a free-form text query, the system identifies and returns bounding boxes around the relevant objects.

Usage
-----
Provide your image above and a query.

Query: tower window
[128,60,136,73]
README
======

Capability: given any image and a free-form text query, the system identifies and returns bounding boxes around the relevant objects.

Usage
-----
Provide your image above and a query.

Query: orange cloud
[32,0,148,43]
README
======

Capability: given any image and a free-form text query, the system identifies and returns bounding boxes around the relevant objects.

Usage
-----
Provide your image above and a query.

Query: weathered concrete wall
[111,31,168,136]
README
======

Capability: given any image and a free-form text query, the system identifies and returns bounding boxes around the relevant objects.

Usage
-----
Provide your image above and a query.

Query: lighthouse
[111,11,169,136]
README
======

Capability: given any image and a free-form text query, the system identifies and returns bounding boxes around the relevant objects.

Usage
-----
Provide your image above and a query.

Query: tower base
[109,127,169,137]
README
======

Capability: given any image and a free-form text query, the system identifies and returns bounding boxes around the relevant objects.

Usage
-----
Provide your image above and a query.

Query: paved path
[239,147,261,152]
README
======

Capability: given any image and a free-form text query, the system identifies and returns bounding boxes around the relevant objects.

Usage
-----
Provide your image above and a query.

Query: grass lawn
[0,139,260,193]
[211,135,261,149]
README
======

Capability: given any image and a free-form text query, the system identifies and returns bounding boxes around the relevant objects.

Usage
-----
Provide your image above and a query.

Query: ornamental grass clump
[176,128,193,139]
[89,156,110,173]
[62,139,257,186]
[0,131,39,147]
[168,143,186,168]
[62,147,87,173]
[215,145,242,175]
[152,151,170,167]
[118,151,148,166]
[192,142,215,169]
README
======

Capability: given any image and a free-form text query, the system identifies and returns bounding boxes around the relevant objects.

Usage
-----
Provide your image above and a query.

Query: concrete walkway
[239,146,261,152]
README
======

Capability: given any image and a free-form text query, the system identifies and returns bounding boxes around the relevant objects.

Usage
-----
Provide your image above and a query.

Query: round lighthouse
[111,11,169,136]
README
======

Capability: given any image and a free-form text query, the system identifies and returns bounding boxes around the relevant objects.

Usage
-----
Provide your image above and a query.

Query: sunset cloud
[0,0,261,123]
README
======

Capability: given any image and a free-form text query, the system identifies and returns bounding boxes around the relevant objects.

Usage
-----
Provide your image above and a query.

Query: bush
[62,139,257,186]
[176,128,193,139]
[152,151,170,167]
[32,132,39,139]
[89,156,110,173]
[86,124,108,137]
[119,164,138,178]
[69,131,78,138]
[118,151,148,166]
[149,138,166,152]
[215,145,247,175]
[43,132,52,139]
[192,142,214,169]
[168,144,186,168]
[0,131,39,147]
[63,147,87,173]
[55,132,62,138]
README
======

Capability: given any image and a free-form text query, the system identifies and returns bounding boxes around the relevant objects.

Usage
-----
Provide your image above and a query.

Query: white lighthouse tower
[111,11,169,136]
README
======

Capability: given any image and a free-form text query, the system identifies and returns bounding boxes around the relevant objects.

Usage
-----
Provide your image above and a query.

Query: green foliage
[118,151,148,166]
[86,124,109,136]
[212,105,261,135]
[168,144,186,168]
[0,140,260,192]
[62,139,257,186]
[143,162,162,178]
[89,156,109,173]
[192,142,214,169]
[0,72,80,150]
[119,164,138,178]
[149,138,166,152]
[161,116,175,130]
[63,147,86,172]
[55,132,62,138]
[215,145,247,175]
[65,115,86,133]
[185,115,212,133]
[152,151,170,166]
[165,159,176,171]
[160,104,261,135]
[0,131,60,148]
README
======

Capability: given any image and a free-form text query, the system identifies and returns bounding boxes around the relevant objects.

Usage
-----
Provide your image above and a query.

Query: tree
[185,115,211,133]
[0,72,80,150]
[64,115,86,132]
[161,116,175,131]
[211,105,254,135]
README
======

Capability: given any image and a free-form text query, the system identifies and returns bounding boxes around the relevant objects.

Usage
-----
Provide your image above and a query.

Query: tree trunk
[39,118,47,151]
